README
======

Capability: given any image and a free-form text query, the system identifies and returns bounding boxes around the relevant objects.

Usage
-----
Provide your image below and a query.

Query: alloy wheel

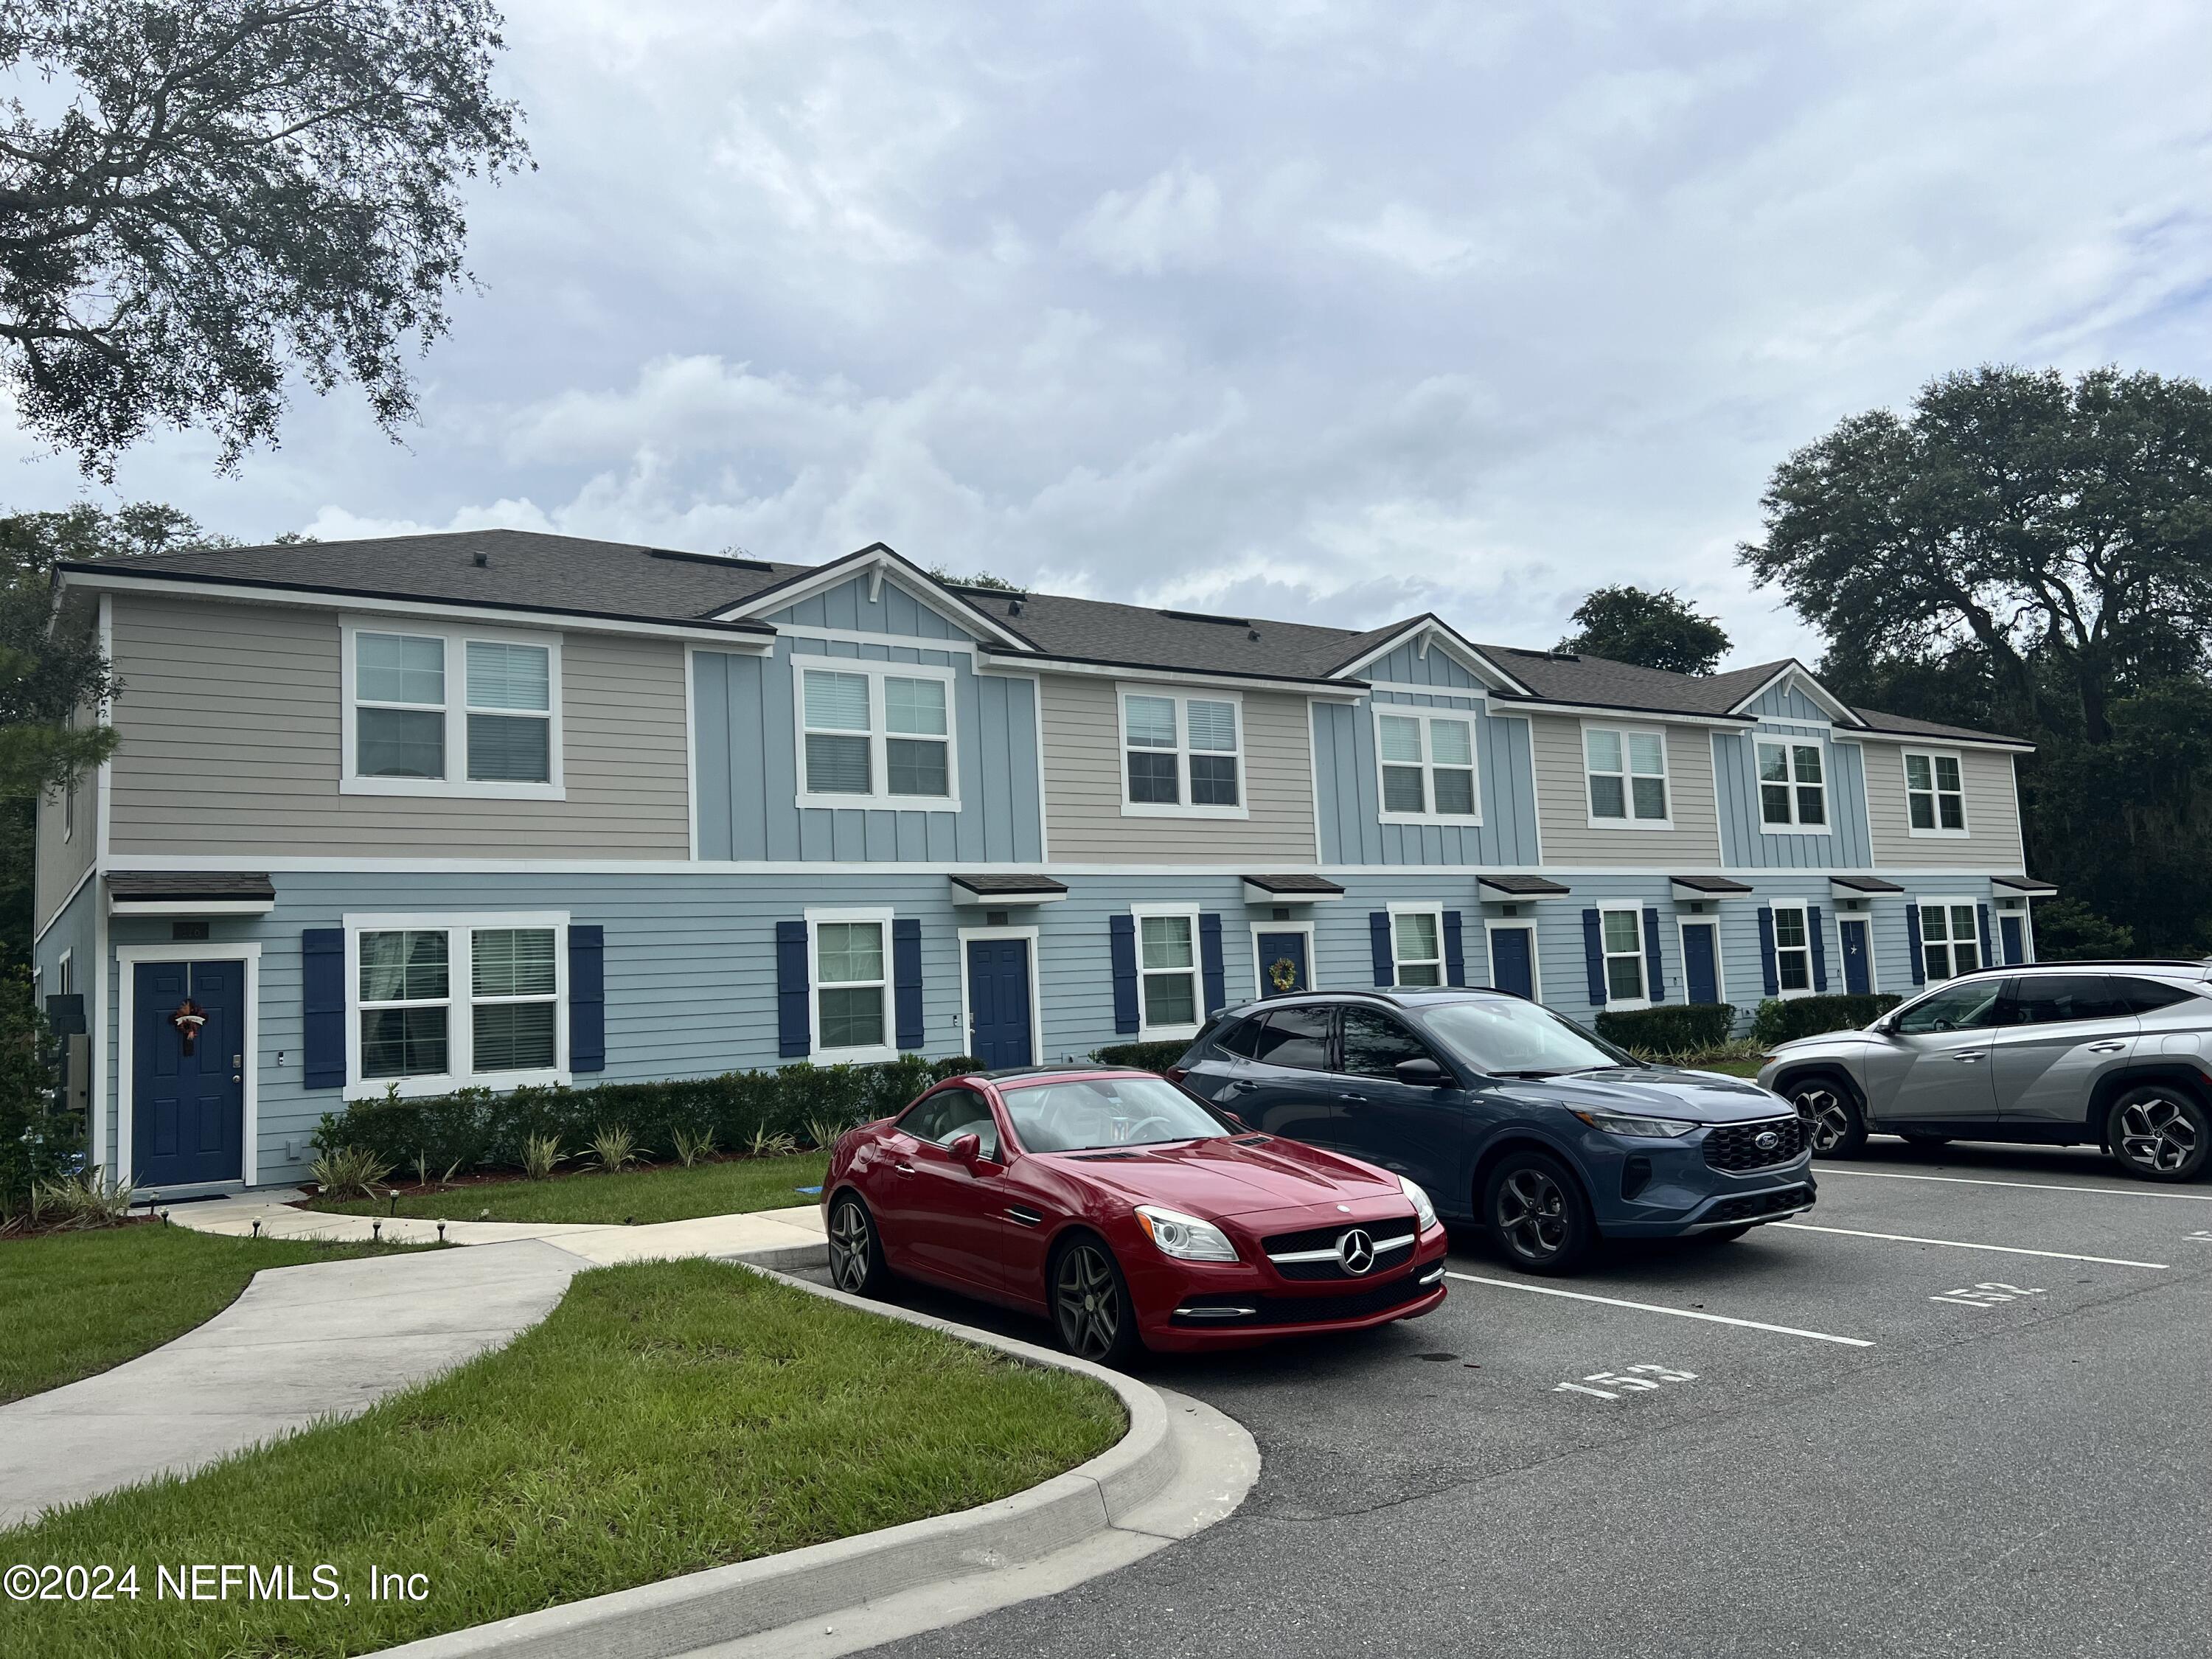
[1495,1166,1569,1261]
[2116,1096,2200,1175]
[827,1198,873,1293]
[1794,1086,1852,1155]
[1054,1244,1123,1361]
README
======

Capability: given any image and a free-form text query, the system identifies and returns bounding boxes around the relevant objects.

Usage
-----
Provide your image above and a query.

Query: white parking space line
[1820,1167,2212,1202]
[1444,1273,1875,1347]
[1773,1222,2168,1270]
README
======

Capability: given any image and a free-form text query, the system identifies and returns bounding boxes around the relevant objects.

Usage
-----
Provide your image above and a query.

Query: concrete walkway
[167,1188,829,1265]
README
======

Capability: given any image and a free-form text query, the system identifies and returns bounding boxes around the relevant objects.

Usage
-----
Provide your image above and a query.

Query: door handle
[1955,1053,1983,1063]
[2086,1041,2127,1054]
[894,1161,917,1175]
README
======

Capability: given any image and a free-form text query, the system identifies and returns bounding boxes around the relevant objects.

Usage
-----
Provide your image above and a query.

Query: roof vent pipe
[473,552,490,568]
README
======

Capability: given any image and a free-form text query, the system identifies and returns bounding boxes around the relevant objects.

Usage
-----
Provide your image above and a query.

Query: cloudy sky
[9,0,2212,664]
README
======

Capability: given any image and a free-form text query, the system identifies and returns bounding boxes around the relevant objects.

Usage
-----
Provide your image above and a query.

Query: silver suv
[1756,961,2212,1183]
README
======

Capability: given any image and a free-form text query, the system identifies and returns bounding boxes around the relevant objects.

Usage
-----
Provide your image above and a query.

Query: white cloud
[1064,160,1223,274]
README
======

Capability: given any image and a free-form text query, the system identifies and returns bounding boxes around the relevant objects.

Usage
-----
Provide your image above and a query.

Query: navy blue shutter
[1581,908,1607,1005]
[893,918,924,1050]
[776,921,810,1057]
[1199,914,1226,1017]
[1110,915,1139,1034]
[1757,906,1779,996]
[1443,911,1467,987]
[568,925,605,1073]
[1641,908,1664,1002]
[1370,911,1394,987]
[302,929,345,1089]
[1808,905,1828,994]
[1976,903,1993,968]
[1907,903,1925,985]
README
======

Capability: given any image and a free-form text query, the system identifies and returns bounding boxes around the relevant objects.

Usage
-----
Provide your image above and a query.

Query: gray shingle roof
[61,528,2030,743]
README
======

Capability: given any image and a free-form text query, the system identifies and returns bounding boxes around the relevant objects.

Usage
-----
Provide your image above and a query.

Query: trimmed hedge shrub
[1593,1003,1736,1059]
[1750,994,1902,1047]
[313,1054,986,1176]
[1088,1040,1196,1073]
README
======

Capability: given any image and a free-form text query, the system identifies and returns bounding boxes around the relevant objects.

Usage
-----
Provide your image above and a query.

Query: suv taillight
[1164,1065,1189,1084]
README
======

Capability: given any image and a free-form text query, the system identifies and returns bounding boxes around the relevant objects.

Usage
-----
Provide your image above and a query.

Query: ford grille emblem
[1337,1228,1377,1275]
[1755,1130,1781,1152]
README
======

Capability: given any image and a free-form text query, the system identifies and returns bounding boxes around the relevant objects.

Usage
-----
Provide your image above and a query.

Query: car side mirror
[947,1132,983,1165]
[1394,1057,1450,1087]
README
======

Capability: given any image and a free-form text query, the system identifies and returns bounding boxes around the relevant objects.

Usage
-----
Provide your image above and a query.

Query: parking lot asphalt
[841,1139,2212,1659]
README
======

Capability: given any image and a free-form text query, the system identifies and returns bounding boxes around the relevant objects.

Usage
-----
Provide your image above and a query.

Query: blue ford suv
[1174,989,1815,1273]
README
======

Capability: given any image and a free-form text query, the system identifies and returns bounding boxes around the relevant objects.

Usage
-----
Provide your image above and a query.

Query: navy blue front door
[133,959,245,1188]
[2000,914,2025,966]
[1489,926,1535,999]
[1682,922,1720,1004]
[1254,931,1309,997]
[1840,918,1872,995]
[964,939,1033,1068]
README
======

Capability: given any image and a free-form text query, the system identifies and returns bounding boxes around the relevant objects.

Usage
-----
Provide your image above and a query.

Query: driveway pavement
[845,1141,2212,1659]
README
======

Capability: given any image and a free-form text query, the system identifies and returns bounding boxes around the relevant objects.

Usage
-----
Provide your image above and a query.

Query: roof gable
[1326,616,1534,695]
[714,543,1036,650]
[1724,661,1863,726]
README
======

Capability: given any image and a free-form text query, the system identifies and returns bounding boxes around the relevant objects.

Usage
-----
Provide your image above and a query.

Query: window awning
[1478,874,1570,898]
[1242,874,1346,905]
[1669,874,1753,903]
[1828,874,1905,904]
[948,874,1068,905]
[106,872,276,917]
[1992,875,2059,897]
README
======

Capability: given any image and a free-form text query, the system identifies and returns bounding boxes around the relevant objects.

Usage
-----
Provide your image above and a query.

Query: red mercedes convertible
[821,1066,1448,1364]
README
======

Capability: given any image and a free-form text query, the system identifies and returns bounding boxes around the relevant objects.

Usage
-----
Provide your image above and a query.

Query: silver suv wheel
[2112,1091,2205,1178]
[1788,1072,1865,1158]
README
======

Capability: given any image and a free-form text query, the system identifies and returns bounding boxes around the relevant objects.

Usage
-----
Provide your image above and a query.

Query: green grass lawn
[305,1150,829,1225]
[1,1259,1125,1659]
[0,1226,422,1405]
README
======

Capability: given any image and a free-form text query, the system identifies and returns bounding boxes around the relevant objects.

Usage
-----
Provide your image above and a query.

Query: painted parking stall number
[1554,1363,1697,1400]
[1930,1281,2046,1309]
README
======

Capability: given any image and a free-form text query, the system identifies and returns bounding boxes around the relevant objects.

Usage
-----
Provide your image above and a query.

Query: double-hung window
[351,914,566,1095]
[1757,739,1826,828]
[1585,727,1669,825]
[1599,907,1648,1005]
[797,661,957,808]
[1133,907,1201,1037]
[1390,905,1446,987]
[1377,710,1479,821]
[1120,690,1243,815]
[1770,903,1814,994]
[809,910,893,1060]
[1904,751,1967,835]
[1919,901,1981,981]
[346,624,560,796]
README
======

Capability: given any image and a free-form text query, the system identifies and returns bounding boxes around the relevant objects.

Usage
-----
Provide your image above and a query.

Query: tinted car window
[2115,977,2199,1015]
[897,1086,999,1159]
[1340,1008,1436,1079]
[2003,975,2134,1026]
[1250,1006,1332,1071]
[1895,979,2005,1034]
[1215,1015,1264,1058]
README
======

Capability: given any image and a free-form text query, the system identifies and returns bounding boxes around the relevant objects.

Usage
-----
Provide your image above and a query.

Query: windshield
[1001,1076,1234,1152]
[1418,998,1637,1077]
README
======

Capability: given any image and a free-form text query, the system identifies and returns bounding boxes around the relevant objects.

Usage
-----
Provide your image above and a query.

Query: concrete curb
[370,1262,1257,1659]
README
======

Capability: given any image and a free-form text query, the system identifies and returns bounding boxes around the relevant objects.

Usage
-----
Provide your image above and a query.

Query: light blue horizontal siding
[1314,696,1541,866]
[1714,728,1872,869]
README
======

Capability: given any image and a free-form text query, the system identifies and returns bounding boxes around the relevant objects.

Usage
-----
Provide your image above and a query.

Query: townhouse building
[32,531,2054,1196]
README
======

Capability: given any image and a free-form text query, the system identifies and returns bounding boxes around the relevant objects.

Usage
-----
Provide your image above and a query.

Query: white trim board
[116,942,262,1194]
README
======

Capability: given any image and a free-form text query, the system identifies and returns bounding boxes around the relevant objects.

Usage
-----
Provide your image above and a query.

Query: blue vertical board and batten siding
[1711,726,1872,868]
[1744,682,1829,723]
[1362,642,1484,690]
[763,574,975,641]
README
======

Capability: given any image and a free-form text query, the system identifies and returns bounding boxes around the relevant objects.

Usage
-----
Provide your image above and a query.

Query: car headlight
[1571,1108,1697,1138]
[1134,1205,1239,1262]
[1399,1175,1438,1231]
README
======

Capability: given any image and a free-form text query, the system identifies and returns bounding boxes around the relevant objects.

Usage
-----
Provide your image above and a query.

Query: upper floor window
[1757,739,1826,829]
[344,623,562,799]
[796,661,957,810]
[1390,905,1445,987]
[349,914,566,1097]
[1377,709,1479,823]
[1121,690,1243,817]
[1919,900,1982,981]
[1905,751,1967,835]
[1585,726,1669,826]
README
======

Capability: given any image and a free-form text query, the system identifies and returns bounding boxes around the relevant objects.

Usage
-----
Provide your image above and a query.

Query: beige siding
[33,722,97,930]
[1531,714,1722,865]
[107,595,690,858]
[1863,740,2025,869]
[1041,675,1317,863]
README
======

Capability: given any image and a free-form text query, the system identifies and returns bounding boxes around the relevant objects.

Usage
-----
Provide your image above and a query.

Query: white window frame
[1582,723,1672,830]
[1769,902,1816,999]
[1674,916,1725,1006]
[1755,735,1829,832]
[791,657,961,813]
[1117,687,1248,820]
[1902,748,1970,838]
[1917,897,1984,984]
[341,911,569,1101]
[1130,902,1204,1041]
[1374,705,1483,826]
[1483,917,1543,1004]
[1248,919,1320,1000]
[341,619,565,800]
[805,905,899,1064]
[1597,902,1651,1010]
[1386,901,1448,989]
[57,950,72,997]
